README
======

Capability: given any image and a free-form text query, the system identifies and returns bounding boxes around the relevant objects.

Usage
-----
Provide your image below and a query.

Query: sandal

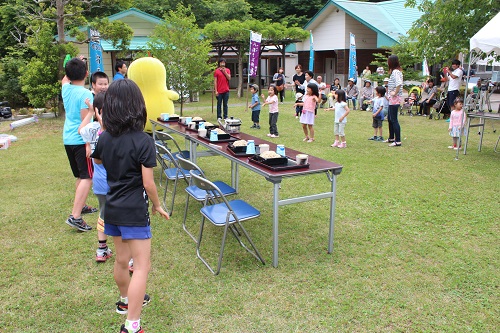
[307,138,315,143]
[303,137,309,142]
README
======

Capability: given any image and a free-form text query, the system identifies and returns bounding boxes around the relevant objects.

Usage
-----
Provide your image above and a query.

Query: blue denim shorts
[104,224,152,240]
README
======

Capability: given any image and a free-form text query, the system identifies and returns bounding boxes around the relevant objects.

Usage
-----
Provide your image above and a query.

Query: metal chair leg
[182,195,198,243]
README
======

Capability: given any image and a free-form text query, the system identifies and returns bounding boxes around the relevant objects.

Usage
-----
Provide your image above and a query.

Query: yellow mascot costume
[128,57,179,132]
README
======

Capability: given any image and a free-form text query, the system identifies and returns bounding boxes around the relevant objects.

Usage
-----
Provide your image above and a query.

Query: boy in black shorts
[62,57,94,231]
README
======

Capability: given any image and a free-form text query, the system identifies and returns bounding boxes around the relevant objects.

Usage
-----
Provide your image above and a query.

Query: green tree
[9,0,133,113]
[405,0,500,65]
[0,47,29,107]
[368,46,425,92]
[132,0,251,27]
[248,0,324,26]
[146,4,214,115]
[19,22,76,110]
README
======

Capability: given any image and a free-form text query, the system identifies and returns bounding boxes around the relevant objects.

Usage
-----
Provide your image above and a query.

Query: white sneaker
[267,133,272,137]
[270,134,279,138]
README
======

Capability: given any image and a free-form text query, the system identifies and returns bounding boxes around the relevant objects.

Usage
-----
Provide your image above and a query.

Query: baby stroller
[401,86,421,116]
[429,89,449,120]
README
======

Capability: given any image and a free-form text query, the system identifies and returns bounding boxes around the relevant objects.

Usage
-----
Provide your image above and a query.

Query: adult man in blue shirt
[113,60,127,81]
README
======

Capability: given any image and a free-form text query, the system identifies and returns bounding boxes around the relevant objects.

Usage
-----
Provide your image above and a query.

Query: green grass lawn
[0,91,498,332]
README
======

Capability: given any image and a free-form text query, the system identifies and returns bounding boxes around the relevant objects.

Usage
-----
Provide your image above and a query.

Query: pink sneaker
[338,142,346,148]
[331,141,339,147]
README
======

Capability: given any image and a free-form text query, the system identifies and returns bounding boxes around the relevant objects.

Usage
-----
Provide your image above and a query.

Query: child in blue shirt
[248,84,261,129]
[368,86,388,141]
[80,93,113,262]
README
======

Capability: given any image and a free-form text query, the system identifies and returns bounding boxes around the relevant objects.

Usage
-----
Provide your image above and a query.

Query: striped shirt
[388,69,403,97]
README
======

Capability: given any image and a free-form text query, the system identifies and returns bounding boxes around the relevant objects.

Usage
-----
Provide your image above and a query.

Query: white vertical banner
[422,57,430,76]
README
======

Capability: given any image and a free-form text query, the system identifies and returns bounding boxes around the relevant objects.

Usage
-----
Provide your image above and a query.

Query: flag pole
[246,31,252,112]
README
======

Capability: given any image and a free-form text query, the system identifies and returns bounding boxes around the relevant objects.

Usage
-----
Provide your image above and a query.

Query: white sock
[120,296,128,304]
[125,319,141,332]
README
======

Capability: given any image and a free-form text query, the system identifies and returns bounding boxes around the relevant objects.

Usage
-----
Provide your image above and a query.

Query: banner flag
[89,28,104,74]
[348,33,357,80]
[248,31,262,78]
[422,57,430,76]
[309,31,314,71]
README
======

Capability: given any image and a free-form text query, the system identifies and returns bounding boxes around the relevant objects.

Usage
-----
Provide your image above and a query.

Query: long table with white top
[151,120,343,267]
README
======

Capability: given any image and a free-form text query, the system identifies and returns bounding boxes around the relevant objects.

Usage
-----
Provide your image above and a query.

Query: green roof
[305,0,423,47]
[59,8,163,51]
[105,7,163,25]
[101,36,150,52]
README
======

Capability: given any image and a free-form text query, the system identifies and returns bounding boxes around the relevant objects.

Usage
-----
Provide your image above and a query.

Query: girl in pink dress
[448,97,466,149]
[295,83,320,142]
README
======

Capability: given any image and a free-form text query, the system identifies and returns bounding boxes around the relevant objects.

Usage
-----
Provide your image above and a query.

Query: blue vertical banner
[309,31,314,71]
[88,28,104,74]
[348,33,357,80]
[248,31,262,78]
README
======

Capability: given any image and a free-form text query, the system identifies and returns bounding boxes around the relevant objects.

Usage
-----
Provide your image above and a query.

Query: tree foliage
[132,0,251,27]
[146,4,214,115]
[248,0,324,27]
[0,47,29,108]
[2,0,133,110]
[368,46,426,92]
[19,22,76,109]
[405,0,500,65]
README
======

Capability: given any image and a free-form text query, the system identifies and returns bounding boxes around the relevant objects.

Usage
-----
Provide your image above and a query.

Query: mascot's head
[128,57,179,132]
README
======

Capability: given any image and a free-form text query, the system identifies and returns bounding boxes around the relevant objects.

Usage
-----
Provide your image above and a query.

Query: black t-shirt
[91,130,156,226]
[293,73,305,94]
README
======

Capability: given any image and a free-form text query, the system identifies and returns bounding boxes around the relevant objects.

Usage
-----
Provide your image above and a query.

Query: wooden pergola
[211,38,302,95]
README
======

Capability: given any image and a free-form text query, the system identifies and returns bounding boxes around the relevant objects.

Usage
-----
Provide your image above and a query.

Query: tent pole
[456,50,473,160]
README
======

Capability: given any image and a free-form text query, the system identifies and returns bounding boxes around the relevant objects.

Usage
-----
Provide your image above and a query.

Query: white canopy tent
[459,12,500,159]
[467,12,500,74]
[465,12,500,101]
[470,12,500,55]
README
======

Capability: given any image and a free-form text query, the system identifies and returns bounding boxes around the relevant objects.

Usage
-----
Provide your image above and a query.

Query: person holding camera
[214,58,231,119]
[444,59,463,111]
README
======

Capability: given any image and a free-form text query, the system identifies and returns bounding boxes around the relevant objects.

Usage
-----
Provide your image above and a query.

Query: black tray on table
[197,132,237,143]
[157,116,180,122]
[186,124,218,132]
[227,143,261,157]
[248,155,310,171]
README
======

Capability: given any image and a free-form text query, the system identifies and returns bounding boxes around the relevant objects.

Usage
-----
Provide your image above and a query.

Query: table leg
[272,182,280,267]
[328,174,337,253]
[230,161,238,191]
[464,117,471,155]
[190,140,197,163]
[479,117,485,152]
